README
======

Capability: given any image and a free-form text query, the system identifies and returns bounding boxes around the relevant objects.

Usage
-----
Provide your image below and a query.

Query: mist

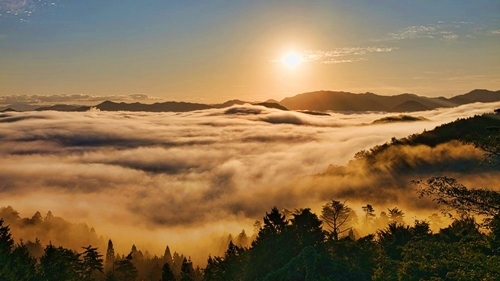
[1,101,499,264]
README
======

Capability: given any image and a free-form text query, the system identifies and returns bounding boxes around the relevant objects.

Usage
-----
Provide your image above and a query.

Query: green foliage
[387,207,405,225]
[397,218,500,280]
[326,235,377,281]
[355,113,500,166]
[0,219,15,279]
[81,245,104,280]
[417,176,500,219]
[205,241,248,281]
[2,241,39,281]
[115,254,138,281]
[245,207,290,281]
[290,208,325,251]
[180,257,194,281]
[161,262,176,281]
[39,243,82,281]
[105,240,115,272]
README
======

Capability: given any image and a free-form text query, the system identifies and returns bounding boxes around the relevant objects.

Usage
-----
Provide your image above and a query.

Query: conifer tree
[39,243,81,281]
[115,253,138,281]
[81,245,103,280]
[105,240,115,273]
[0,219,15,279]
[161,262,176,281]
[163,245,173,265]
[180,257,194,281]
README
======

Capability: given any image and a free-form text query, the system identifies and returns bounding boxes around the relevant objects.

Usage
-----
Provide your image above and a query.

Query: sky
[1,1,500,103]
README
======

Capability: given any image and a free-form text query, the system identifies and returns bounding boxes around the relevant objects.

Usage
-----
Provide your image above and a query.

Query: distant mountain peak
[280,89,500,113]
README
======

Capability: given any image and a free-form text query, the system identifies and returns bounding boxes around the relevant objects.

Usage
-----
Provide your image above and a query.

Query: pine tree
[81,245,103,280]
[161,262,176,281]
[105,240,115,273]
[0,219,15,279]
[163,245,173,265]
[388,207,405,225]
[180,257,194,281]
[11,242,39,281]
[245,207,289,281]
[236,229,249,248]
[114,253,138,281]
[39,243,81,281]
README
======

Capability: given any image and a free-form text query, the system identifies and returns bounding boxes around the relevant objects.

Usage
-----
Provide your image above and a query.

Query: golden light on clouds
[282,52,303,68]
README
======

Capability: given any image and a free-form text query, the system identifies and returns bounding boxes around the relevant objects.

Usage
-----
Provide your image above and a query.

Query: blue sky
[1,0,499,103]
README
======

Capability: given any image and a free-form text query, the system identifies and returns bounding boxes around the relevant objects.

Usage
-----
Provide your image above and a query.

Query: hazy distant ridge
[280,89,500,112]
[1,89,499,113]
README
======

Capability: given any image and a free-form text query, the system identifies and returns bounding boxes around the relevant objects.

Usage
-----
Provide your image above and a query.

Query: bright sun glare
[282,52,303,67]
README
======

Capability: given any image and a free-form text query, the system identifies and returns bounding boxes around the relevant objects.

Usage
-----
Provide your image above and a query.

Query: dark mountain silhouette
[211,99,248,109]
[390,100,429,112]
[265,99,279,103]
[36,104,90,112]
[371,115,428,124]
[0,102,41,112]
[2,89,498,113]
[279,91,390,112]
[0,107,18,112]
[297,110,331,116]
[449,89,500,104]
[280,89,500,112]
[253,102,288,111]
[96,100,212,112]
[95,100,289,112]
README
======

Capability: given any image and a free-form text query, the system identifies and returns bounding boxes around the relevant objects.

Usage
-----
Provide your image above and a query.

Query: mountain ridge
[1,89,499,113]
[279,89,500,112]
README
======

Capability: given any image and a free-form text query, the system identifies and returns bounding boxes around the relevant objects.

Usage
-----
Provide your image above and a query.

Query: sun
[282,52,303,67]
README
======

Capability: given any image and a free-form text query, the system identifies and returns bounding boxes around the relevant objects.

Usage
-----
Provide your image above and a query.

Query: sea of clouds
[1,101,499,261]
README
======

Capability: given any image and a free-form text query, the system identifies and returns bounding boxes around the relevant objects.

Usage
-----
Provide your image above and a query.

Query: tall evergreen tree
[0,220,40,281]
[163,245,173,265]
[39,243,81,281]
[245,207,289,281]
[161,262,176,281]
[105,240,115,273]
[81,245,103,280]
[10,242,39,281]
[0,219,15,279]
[114,253,138,281]
[362,204,376,229]
[388,207,405,225]
[290,208,325,251]
[180,257,194,281]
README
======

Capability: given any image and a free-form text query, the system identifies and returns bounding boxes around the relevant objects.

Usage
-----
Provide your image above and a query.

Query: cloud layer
[1,102,499,261]
[272,46,398,65]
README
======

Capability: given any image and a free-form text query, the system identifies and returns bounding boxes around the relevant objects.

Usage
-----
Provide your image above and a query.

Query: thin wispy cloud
[376,21,500,42]
[0,0,59,20]
[303,47,397,64]
[376,23,460,42]
[443,34,459,41]
[272,46,398,64]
